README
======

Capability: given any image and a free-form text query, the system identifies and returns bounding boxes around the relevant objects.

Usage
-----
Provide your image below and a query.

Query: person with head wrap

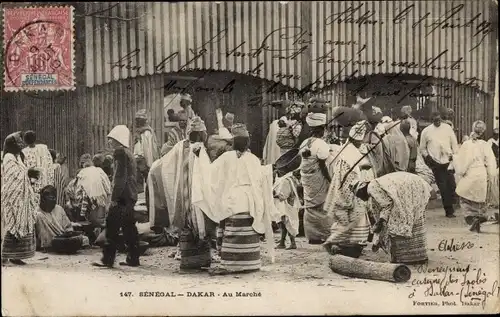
[35,185,89,252]
[93,125,139,268]
[21,130,54,200]
[180,93,196,119]
[322,120,372,257]
[133,109,160,194]
[298,112,336,244]
[420,111,459,218]
[67,153,111,234]
[400,105,419,140]
[1,132,39,265]
[207,109,235,162]
[276,102,304,155]
[453,120,497,233]
[263,104,288,165]
[159,116,219,268]
[352,172,432,264]
[48,149,70,208]
[161,110,189,157]
[208,123,276,275]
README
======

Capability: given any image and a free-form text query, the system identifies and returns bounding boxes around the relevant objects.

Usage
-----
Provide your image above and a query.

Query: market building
[1,1,498,174]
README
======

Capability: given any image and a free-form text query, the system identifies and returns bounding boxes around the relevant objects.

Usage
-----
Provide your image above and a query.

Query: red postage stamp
[3,6,75,91]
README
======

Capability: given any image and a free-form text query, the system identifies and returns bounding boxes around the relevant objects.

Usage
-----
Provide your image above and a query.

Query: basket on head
[274,148,301,174]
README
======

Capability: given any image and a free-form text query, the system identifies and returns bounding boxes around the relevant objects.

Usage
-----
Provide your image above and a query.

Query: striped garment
[220,213,261,273]
[22,144,54,194]
[51,163,69,207]
[161,127,186,157]
[1,153,37,260]
[389,216,428,264]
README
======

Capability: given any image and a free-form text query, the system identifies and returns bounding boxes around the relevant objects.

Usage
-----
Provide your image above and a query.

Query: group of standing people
[2,93,498,272]
[264,98,499,266]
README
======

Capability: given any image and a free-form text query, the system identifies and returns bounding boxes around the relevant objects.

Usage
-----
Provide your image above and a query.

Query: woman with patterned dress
[21,130,54,201]
[353,172,432,264]
[1,132,39,265]
[323,120,372,258]
[298,113,335,244]
[454,121,497,232]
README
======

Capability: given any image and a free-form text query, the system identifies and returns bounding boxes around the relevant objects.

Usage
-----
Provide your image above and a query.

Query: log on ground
[328,255,411,283]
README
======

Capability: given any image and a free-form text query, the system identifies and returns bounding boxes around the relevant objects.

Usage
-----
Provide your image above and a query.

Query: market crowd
[1,93,499,275]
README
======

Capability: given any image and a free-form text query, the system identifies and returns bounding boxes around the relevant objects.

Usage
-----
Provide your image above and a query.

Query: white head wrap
[306,113,327,127]
[349,120,368,141]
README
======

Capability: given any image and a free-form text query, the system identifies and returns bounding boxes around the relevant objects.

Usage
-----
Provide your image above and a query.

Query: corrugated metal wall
[84,1,496,94]
[84,1,305,89]
[310,0,496,94]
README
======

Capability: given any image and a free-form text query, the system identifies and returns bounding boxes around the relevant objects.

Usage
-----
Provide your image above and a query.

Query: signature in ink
[325,4,379,26]
[393,4,493,52]
[109,48,142,72]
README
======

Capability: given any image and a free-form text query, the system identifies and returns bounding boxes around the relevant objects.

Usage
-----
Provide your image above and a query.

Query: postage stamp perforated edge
[3,5,76,92]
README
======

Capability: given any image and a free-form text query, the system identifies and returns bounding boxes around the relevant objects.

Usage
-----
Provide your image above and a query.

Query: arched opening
[161,70,293,157]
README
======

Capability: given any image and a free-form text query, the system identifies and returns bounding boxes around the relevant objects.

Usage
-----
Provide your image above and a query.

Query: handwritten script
[409,264,499,309]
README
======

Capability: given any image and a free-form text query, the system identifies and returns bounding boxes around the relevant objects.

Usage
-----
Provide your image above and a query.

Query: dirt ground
[2,206,499,316]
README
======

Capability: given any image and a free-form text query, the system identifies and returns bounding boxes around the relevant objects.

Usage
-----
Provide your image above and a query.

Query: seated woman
[353,172,432,265]
[64,154,111,240]
[36,185,89,253]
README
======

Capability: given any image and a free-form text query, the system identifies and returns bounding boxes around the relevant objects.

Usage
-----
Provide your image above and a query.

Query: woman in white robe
[454,121,497,232]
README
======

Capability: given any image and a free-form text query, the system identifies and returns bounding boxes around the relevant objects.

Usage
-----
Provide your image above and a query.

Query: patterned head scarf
[306,113,327,127]
[470,120,486,140]
[181,94,192,103]
[135,109,148,120]
[287,102,304,115]
[188,116,207,133]
[231,123,250,137]
[401,105,412,116]
[79,153,93,167]
[349,120,368,141]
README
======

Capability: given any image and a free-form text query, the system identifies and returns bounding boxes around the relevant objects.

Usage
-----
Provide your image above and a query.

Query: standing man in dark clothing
[93,125,140,268]
[420,112,459,218]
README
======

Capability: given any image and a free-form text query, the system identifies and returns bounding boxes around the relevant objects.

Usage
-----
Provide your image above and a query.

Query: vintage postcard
[1,1,499,316]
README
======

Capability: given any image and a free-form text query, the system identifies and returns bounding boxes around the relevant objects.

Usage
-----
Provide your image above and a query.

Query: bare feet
[286,244,297,250]
[276,244,286,249]
[10,259,27,265]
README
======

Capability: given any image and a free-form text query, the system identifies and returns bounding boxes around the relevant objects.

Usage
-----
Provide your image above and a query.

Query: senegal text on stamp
[3,6,75,91]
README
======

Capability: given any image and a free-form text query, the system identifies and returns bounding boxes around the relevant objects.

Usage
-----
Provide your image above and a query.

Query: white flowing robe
[160,141,216,238]
[22,144,54,194]
[263,120,281,165]
[134,128,160,168]
[272,173,301,236]
[454,139,497,203]
[210,151,276,262]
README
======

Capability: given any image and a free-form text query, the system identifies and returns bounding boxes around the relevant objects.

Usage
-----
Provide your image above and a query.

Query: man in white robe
[209,124,276,275]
